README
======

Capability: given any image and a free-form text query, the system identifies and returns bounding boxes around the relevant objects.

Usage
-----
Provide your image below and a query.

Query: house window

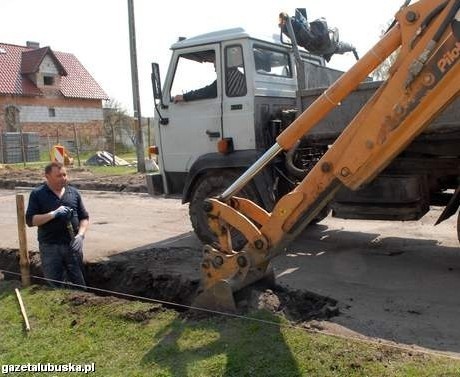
[48,108,56,117]
[44,76,54,86]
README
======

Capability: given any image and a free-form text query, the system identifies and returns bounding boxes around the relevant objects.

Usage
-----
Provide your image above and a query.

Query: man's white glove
[52,206,72,219]
[70,234,85,253]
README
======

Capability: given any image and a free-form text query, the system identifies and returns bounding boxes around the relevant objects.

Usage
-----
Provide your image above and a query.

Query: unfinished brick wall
[0,95,106,150]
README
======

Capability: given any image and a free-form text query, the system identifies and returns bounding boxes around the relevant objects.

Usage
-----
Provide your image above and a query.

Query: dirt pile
[0,166,147,192]
[238,285,338,322]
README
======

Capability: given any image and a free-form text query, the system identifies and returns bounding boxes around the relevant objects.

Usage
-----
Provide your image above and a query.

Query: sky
[1,0,405,117]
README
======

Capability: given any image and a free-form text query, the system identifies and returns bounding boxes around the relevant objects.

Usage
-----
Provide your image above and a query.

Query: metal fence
[0,132,40,164]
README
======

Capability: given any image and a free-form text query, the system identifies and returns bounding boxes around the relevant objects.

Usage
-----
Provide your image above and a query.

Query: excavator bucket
[193,269,276,313]
[193,280,237,313]
[192,244,276,312]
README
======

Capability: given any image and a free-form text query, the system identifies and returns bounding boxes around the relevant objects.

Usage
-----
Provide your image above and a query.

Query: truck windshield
[253,46,292,77]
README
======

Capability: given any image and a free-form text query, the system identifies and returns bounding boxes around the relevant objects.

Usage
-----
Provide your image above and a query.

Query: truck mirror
[151,63,164,106]
[151,63,169,125]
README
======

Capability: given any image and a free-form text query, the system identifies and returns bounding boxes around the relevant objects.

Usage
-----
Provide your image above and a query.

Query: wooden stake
[16,194,30,287]
[15,288,31,331]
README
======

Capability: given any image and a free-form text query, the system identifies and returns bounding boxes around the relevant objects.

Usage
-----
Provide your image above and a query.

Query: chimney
[26,41,40,49]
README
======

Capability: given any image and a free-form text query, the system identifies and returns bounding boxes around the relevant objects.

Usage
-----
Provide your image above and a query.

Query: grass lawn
[84,165,138,175]
[1,281,459,376]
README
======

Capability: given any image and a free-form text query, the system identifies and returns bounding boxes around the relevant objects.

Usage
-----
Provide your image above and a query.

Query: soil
[0,165,148,192]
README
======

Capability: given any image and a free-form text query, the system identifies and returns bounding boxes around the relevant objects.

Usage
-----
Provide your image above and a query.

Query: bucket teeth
[193,243,276,312]
[193,280,237,313]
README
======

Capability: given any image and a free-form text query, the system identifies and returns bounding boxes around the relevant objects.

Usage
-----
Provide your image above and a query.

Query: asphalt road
[1,188,459,356]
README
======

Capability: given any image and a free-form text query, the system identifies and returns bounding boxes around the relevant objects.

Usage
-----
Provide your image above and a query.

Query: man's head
[45,162,68,191]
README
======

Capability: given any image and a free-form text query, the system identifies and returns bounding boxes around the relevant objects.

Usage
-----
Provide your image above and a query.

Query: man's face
[46,166,68,190]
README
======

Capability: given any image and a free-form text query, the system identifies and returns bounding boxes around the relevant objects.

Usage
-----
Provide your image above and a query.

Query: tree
[103,99,133,163]
[372,23,400,81]
[372,49,399,81]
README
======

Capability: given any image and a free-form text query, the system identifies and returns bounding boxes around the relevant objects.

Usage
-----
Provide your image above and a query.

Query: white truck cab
[157,29,297,176]
[152,28,331,190]
[151,28,343,245]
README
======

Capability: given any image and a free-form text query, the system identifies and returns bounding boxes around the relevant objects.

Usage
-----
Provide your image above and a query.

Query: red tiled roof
[0,42,108,100]
[0,44,42,96]
[55,51,108,100]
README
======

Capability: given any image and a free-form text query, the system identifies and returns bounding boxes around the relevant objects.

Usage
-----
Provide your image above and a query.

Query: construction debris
[85,151,131,166]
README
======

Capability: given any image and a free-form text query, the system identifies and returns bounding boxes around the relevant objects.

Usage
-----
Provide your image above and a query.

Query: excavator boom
[194,0,460,311]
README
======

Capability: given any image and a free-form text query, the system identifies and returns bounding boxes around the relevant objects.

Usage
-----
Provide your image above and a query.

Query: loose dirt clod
[237,284,338,321]
[122,306,163,322]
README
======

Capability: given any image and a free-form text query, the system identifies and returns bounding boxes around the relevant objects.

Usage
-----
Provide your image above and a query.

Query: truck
[151,0,460,309]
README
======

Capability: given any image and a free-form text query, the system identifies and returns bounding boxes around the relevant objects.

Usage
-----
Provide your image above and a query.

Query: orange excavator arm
[194,0,460,311]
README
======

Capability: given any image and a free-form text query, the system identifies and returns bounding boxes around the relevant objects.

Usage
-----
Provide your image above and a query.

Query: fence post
[0,128,4,164]
[18,124,27,167]
[47,134,52,161]
[16,194,30,287]
[72,124,81,167]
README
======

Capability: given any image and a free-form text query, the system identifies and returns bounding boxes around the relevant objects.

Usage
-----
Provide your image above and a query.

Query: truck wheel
[189,171,260,251]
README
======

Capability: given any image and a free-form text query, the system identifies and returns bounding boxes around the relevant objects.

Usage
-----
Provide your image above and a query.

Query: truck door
[160,45,222,174]
[221,44,255,150]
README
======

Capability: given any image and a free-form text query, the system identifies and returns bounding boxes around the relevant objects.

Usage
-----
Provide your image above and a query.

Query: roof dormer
[21,45,67,89]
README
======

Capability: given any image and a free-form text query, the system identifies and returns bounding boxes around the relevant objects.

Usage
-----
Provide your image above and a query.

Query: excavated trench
[0,247,339,322]
[0,172,338,322]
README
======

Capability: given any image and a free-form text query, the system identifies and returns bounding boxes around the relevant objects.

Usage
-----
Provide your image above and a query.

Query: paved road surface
[0,188,198,259]
[1,188,459,356]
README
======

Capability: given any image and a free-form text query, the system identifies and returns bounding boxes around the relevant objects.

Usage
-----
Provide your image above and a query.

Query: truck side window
[253,46,292,77]
[225,45,247,97]
[171,50,217,102]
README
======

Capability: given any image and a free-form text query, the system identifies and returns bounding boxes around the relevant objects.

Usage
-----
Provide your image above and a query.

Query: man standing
[26,162,89,288]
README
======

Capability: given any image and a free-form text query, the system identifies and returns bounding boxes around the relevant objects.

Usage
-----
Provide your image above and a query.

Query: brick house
[0,41,108,150]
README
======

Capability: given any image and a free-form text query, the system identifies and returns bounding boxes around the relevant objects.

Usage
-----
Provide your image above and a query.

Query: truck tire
[284,140,330,223]
[189,170,260,251]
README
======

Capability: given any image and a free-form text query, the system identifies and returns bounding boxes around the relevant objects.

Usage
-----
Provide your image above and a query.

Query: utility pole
[127,0,145,172]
